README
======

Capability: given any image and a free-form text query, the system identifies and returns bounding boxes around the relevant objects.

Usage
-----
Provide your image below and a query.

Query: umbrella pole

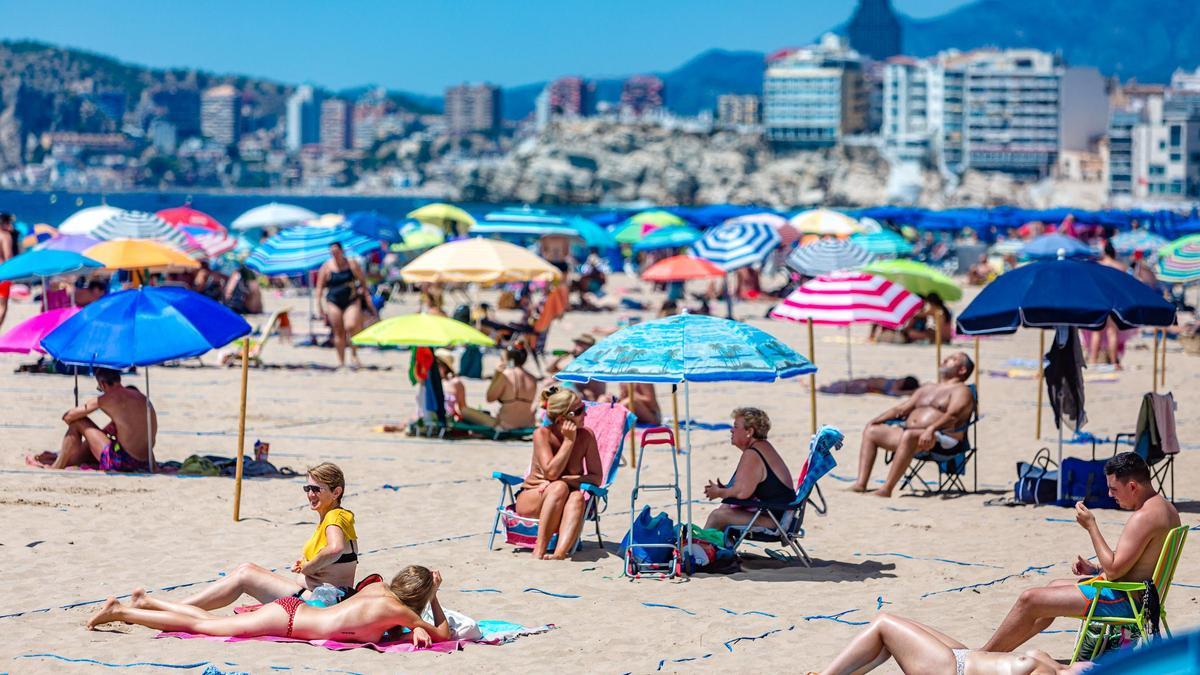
[724,273,733,320]
[1152,329,1160,394]
[973,337,980,403]
[671,384,681,455]
[73,366,79,406]
[934,310,942,379]
[1057,419,1064,502]
[1035,330,1045,439]
[845,325,853,379]
[145,367,155,473]
[684,380,693,575]
[627,383,637,469]
[808,318,817,436]
[1161,328,1167,388]
[233,337,251,521]
[40,275,47,312]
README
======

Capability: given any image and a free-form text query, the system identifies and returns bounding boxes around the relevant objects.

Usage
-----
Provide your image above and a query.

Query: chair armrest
[491,471,523,486]
[721,497,795,510]
[580,482,607,498]
[1088,580,1147,592]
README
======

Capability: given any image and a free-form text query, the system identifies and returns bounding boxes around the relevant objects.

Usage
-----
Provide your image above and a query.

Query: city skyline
[0,0,969,95]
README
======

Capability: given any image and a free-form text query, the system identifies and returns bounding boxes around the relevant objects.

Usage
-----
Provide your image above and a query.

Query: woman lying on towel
[176,463,358,610]
[89,566,451,648]
[516,386,601,560]
[812,612,1089,675]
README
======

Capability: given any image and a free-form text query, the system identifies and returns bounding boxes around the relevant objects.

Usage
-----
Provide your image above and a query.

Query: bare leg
[179,562,304,611]
[342,302,363,368]
[0,296,8,332]
[853,423,903,492]
[131,588,214,620]
[703,505,765,532]
[535,481,570,559]
[550,491,588,559]
[982,583,1089,652]
[874,430,924,497]
[820,613,958,675]
[89,597,288,637]
[326,303,347,368]
[1104,320,1120,368]
[55,418,109,469]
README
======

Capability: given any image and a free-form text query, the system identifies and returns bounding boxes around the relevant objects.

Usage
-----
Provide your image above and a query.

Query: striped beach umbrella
[231,202,318,231]
[785,239,874,277]
[1156,235,1200,283]
[58,205,125,235]
[851,229,914,257]
[92,210,201,256]
[157,206,226,233]
[182,227,238,258]
[247,225,380,276]
[1111,230,1168,257]
[723,213,799,247]
[690,221,781,271]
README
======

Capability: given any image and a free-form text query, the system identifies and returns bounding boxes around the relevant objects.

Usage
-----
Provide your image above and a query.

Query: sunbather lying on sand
[32,368,156,471]
[89,566,451,648]
[811,612,1090,674]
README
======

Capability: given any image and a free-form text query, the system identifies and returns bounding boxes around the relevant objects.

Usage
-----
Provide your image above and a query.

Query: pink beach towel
[157,621,554,653]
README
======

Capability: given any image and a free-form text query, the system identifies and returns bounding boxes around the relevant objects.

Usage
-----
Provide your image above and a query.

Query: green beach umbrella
[352,313,494,348]
[864,259,963,301]
[615,210,686,244]
[390,222,446,253]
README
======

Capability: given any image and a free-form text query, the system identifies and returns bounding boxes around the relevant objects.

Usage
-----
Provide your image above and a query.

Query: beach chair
[1069,525,1188,663]
[221,307,292,367]
[721,426,844,567]
[893,384,979,495]
[1108,392,1178,501]
[487,401,635,554]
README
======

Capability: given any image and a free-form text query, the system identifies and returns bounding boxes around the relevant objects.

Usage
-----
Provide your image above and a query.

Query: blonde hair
[540,385,582,422]
[307,462,346,505]
[389,565,437,613]
[732,407,771,440]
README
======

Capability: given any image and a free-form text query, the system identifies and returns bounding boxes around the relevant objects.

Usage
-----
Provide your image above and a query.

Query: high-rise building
[1106,108,1140,197]
[150,88,201,138]
[620,75,665,117]
[320,99,353,153]
[717,94,760,127]
[1171,66,1200,93]
[883,48,1063,175]
[847,0,902,61]
[148,119,177,154]
[444,83,501,135]
[201,84,241,146]
[1120,86,1200,202]
[286,85,323,151]
[547,77,595,117]
[352,88,389,150]
[763,34,867,147]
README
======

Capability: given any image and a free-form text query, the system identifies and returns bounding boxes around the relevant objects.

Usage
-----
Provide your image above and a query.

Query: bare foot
[87,597,121,629]
[847,484,869,493]
[871,488,893,498]
[131,588,148,609]
[540,553,555,560]
[549,553,571,561]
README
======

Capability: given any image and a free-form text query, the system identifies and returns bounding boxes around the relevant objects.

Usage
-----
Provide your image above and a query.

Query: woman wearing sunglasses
[515,387,601,560]
[177,462,358,610]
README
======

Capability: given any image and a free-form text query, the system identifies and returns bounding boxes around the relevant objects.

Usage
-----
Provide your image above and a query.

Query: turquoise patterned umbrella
[1111,230,1167,257]
[851,229,914,257]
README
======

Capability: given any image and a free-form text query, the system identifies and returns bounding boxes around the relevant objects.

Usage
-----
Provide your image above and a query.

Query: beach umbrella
[231,202,319,231]
[407,203,476,236]
[246,225,379,276]
[352,313,494,348]
[690,221,781,271]
[41,286,252,471]
[0,306,81,354]
[21,224,58,249]
[640,255,725,282]
[989,238,1026,257]
[345,212,403,244]
[564,216,617,249]
[58,205,125,235]
[157,206,226,233]
[0,250,103,281]
[613,219,661,244]
[391,222,445,253]
[470,218,580,240]
[957,258,1176,499]
[723,213,799,247]
[864,259,963,302]
[614,210,686,244]
[1111,230,1168,257]
[399,238,561,285]
[785,239,874,277]
[632,225,703,252]
[37,234,102,254]
[789,209,864,237]
[92,210,198,255]
[475,208,609,246]
[851,229,914,257]
[83,239,200,271]
[183,227,238,258]
[1155,234,1200,283]
[1020,233,1095,261]
[556,313,816,573]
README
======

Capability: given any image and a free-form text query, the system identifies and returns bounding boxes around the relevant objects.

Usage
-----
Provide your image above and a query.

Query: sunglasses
[571,406,586,417]
[302,485,323,495]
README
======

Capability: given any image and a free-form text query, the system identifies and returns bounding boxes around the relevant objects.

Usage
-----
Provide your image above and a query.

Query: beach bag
[459,345,483,379]
[1060,457,1118,509]
[619,505,675,565]
[1014,448,1057,504]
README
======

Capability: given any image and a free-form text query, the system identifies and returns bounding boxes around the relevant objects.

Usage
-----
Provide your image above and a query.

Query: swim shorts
[99,441,149,473]
[1077,577,1136,618]
[0,281,10,299]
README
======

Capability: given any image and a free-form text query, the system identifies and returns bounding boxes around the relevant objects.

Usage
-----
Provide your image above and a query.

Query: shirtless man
[0,213,17,331]
[851,352,975,497]
[981,452,1181,652]
[1088,241,1126,367]
[43,368,158,471]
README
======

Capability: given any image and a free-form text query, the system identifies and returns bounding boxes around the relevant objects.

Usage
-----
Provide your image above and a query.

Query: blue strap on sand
[856,551,1004,569]
[921,563,1054,599]
[642,602,696,615]
[804,609,869,626]
[523,588,580,599]
[16,653,218,670]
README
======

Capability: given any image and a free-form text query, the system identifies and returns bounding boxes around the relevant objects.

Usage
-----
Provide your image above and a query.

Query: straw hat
[434,348,456,373]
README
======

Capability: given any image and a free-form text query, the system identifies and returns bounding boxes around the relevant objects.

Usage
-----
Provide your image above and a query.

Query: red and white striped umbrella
[770,272,922,329]
[183,226,238,258]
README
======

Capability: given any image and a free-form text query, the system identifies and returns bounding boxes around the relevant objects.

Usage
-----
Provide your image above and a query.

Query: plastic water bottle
[305,584,345,608]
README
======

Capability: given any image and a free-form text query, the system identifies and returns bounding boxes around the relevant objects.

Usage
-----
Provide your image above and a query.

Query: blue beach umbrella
[345,212,404,244]
[0,250,103,281]
[246,225,380,276]
[1020,233,1095,261]
[1110,230,1168,257]
[690,221,781,271]
[41,286,252,469]
[564,216,616,250]
[851,229,914,257]
[632,225,703,252]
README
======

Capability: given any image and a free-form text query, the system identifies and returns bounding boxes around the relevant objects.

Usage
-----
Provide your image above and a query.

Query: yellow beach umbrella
[352,313,494,348]
[407,203,477,236]
[789,209,864,237]
[83,238,200,271]
[400,237,561,284]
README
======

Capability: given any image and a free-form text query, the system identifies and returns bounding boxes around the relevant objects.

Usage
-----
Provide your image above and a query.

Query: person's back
[495,367,537,429]
[301,583,407,642]
[100,384,157,459]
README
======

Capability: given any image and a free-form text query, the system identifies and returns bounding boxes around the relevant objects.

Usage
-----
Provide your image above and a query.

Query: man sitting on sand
[35,367,157,471]
[851,352,974,497]
[981,453,1180,652]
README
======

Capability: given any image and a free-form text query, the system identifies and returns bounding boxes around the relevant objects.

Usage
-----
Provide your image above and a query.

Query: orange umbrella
[83,239,200,271]
[641,255,725,282]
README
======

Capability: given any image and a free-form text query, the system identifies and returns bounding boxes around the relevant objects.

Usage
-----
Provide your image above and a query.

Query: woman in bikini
[515,386,601,560]
[460,346,538,430]
[315,242,373,369]
[813,612,1088,674]
[89,566,451,649]
[702,407,795,532]
[177,463,359,610]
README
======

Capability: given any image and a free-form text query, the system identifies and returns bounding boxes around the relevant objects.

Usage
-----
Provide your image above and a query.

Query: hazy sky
[0,0,971,94]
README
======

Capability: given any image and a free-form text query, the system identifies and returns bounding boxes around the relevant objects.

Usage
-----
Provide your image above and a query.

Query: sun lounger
[220,307,292,367]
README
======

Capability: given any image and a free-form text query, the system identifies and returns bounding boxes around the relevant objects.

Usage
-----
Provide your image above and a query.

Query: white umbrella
[59,205,126,236]
[230,203,319,231]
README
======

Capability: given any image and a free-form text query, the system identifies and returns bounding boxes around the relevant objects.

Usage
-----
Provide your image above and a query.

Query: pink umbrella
[0,306,81,354]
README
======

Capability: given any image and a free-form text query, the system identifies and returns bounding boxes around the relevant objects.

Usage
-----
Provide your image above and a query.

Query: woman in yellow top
[179,463,359,610]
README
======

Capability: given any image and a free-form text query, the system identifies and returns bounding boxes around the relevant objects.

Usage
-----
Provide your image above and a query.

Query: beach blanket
[987,368,1119,383]
[157,621,553,654]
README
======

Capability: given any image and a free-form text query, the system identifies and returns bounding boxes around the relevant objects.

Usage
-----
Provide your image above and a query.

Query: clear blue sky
[0,0,970,95]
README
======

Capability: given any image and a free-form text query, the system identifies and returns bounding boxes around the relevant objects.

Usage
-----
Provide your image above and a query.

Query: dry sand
[0,276,1196,674]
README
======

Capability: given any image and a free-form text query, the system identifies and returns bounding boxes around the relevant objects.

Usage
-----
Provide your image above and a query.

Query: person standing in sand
[0,212,18,331]
[981,452,1180,652]
[36,368,157,471]
[315,242,372,370]
[851,352,974,497]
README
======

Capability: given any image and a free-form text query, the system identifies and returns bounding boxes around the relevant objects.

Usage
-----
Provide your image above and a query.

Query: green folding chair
[1070,525,1189,663]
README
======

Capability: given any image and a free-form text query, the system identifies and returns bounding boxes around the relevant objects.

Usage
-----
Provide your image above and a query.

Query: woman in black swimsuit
[315,242,373,369]
[703,407,795,531]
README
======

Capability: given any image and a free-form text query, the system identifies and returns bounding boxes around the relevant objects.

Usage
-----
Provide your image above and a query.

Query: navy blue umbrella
[1020,233,1095,260]
[346,211,404,244]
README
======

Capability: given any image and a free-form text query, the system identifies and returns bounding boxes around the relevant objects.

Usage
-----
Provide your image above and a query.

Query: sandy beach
[0,275,1196,674]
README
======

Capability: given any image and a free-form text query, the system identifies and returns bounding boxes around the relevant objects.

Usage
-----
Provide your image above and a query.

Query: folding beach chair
[1109,392,1179,501]
[221,307,293,367]
[487,401,635,554]
[1070,525,1188,663]
[721,426,844,567]
[893,384,979,495]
